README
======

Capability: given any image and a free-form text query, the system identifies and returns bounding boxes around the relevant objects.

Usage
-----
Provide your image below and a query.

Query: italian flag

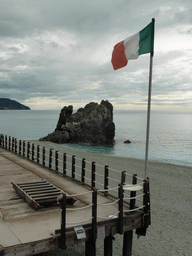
[111,20,155,70]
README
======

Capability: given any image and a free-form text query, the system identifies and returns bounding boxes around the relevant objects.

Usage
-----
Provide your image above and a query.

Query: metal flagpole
[144,18,155,180]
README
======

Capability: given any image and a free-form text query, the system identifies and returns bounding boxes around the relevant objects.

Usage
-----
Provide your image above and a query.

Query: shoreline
[26,141,192,256]
[29,140,192,173]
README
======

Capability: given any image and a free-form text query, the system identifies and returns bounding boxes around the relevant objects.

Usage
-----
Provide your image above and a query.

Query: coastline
[29,140,192,175]
[28,141,192,256]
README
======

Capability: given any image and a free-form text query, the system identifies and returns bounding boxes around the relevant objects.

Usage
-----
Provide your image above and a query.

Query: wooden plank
[0,237,60,256]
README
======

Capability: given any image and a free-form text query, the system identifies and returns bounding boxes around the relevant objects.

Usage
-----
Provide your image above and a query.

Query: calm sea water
[0,110,192,167]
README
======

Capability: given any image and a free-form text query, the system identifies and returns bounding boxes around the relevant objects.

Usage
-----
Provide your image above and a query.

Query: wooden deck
[0,145,147,256]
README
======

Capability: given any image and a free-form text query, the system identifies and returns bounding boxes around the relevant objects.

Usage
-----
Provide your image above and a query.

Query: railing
[0,135,135,196]
[0,134,151,247]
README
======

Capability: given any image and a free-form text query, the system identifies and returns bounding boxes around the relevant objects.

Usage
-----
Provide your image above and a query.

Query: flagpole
[144,18,155,180]
[144,53,153,180]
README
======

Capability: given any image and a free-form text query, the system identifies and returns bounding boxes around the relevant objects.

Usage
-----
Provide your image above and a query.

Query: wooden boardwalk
[0,138,150,256]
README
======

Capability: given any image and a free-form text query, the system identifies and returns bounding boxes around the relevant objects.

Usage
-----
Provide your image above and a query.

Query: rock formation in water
[124,140,131,144]
[40,100,115,145]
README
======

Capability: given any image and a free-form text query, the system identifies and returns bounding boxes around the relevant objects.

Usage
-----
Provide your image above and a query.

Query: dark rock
[56,105,73,130]
[124,140,131,144]
[40,100,115,145]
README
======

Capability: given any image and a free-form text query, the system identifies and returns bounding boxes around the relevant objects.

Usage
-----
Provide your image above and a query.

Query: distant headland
[0,98,30,110]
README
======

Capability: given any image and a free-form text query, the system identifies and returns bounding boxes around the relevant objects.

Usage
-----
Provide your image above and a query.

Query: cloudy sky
[0,0,192,111]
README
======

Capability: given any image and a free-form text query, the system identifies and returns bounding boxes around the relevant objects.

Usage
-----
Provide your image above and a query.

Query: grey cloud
[179,28,192,35]
[0,0,192,110]
[0,0,122,38]
[1,1,192,38]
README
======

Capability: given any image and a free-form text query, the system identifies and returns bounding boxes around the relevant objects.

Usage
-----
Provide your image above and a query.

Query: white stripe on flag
[124,33,139,61]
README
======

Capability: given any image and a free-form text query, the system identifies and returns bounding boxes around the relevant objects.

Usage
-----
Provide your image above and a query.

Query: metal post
[118,183,124,234]
[144,18,155,180]
[27,142,30,159]
[23,141,25,157]
[15,138,17,154]
[32,143,35,161]
[143,178,151,227]
[91,162,96,188]
[12,137,14,152]
[43,147,45,166]
[147,178,151,226]
[55,150,58,172]
[123,175,137,256]
[5,135,7,149]
[37,145,40,163]
[121,171,126,185]
[104,165,109,196]
[144,53,153,180]
[104,236,113,256]
[123,230,133,256]
[85,240,96,256]
[60,194,66,249]
[72,155,75,179]
[19,140,21,155]
[2,135,5,148]
[9,136,11,151]
[85,189,97,256]
[92,188,97,242]
[130,174,137,210]
[136,178,151,237]
[81,158,85,183]
[63,153,66,175]
[49,149,52,169]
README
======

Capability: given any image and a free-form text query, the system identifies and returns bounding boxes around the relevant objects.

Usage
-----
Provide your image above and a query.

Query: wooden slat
[17,181,48,185]
[33,192,61,198]
[12,180,68,209]
[19,184,53,189]
[27,188,60,195]
[12,182,40,210]
[33,195,60,201]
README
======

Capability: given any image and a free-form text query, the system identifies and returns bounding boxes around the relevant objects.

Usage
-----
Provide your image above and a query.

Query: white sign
[74,226,86,239]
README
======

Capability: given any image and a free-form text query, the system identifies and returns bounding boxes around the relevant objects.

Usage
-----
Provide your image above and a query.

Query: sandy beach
[30,141,192,256]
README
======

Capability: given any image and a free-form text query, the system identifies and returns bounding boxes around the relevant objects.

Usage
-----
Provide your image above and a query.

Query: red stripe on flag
[111,40,128,70]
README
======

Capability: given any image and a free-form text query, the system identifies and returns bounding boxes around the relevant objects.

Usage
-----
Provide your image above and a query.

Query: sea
[0,109,192,167]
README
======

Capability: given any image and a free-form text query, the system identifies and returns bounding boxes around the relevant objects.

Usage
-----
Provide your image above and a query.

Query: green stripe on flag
[139,19,154,55]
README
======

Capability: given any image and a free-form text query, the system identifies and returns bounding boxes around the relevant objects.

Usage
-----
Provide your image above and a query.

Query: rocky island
[40,100,115,145]
[0,98,30,110]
